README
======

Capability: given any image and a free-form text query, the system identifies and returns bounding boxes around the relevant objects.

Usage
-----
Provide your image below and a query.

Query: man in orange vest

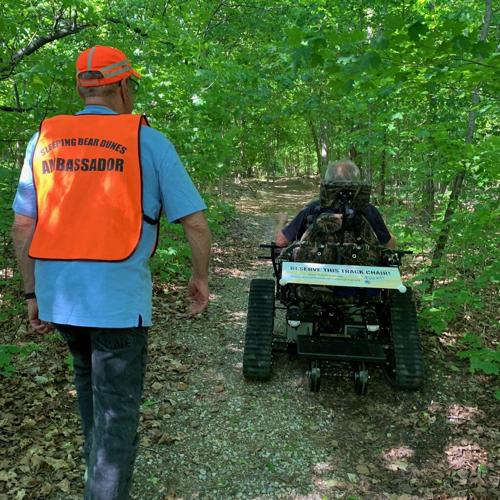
[12,45,211,499]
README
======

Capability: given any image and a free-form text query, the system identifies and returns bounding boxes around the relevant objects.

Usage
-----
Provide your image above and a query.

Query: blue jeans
[57,325,148,500]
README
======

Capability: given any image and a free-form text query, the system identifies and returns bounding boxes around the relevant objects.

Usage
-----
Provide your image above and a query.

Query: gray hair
[78,71,121,97]
[324,160,360,182]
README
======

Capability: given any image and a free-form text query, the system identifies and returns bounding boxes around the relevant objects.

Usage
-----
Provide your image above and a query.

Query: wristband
[24,292,36,300]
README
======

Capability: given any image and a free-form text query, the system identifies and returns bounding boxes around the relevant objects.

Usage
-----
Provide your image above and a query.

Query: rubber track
[388,289,424,389]
[243,279,275,380]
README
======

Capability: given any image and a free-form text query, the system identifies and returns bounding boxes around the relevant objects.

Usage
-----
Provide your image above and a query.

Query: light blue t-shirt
[12,105,206,327]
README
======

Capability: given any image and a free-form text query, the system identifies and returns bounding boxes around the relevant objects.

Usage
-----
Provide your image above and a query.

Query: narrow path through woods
[130,178,499,499]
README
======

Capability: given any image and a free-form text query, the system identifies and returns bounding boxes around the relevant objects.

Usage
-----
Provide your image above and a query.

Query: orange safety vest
[30,114,150,261]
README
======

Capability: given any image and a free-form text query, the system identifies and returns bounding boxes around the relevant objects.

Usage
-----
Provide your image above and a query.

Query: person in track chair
[275,160,396,251]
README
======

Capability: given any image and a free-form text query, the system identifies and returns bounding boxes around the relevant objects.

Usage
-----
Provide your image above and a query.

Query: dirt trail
[131,178,499,499]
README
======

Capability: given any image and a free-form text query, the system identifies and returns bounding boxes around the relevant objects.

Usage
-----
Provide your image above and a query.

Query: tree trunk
[379,137,387,205]
[218,175,225,198]
[422,92,438,226]
[349,144,359,165]
[309,121,322,174]
[422,166,435,227]
[310,121,330,176]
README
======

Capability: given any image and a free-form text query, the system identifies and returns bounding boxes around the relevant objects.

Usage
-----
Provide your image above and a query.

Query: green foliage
[0,165,16,236]
[418,279,484,335]
[65,353,74,373]
[457,333,500,378]
[205,197,237,236]
[416,190,497,336]
[0,343,38,377]
[150,224,192,283]
[1,153,25,325]
[150,198,236,285]
[0,281,24,322]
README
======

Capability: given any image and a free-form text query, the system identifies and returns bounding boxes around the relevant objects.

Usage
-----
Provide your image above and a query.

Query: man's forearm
[274,213,290,247]
[189,229,211,279]
[11,214,36,293]
[181,211,211,278]
[274,212,288,235]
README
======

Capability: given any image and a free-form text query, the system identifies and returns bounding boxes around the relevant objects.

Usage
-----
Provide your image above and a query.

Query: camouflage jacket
[283,210,383,265]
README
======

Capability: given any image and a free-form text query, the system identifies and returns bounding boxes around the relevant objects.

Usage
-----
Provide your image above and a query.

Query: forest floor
[1,177,499,499]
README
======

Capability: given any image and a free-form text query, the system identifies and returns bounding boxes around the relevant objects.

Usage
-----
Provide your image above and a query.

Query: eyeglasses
[128,77,140,93]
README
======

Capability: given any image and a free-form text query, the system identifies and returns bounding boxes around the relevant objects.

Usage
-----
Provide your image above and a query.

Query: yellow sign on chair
[280,262,406,292]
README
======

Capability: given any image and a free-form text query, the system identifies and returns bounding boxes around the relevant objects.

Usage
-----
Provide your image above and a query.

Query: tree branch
[107,17,149,38]
[453,58,497,69]
[0,105,33,113]
[201,1,226,38]
[0,21,94,79]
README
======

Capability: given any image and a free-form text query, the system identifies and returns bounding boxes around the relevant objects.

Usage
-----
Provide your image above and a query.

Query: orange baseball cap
[76,45,141,87]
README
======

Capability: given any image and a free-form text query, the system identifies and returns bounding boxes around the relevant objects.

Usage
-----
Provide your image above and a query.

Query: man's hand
[187,276,209,315]
[27,299,54,333]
